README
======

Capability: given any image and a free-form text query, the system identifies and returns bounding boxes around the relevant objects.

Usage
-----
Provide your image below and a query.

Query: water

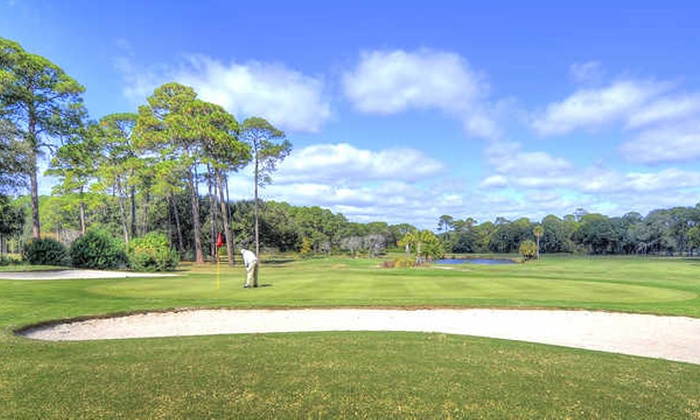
[435,258,516,265]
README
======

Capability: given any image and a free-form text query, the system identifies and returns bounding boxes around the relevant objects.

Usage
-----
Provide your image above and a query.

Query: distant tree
[197,103,249,266]
[135,83,206,262]
[0,195,25,255]
[438,214,454,235]
[540,215,575,253]
[399,230,444,264]
[533,224,544,259]
[0,37,86,238]
[519,239,538,260]
[94,113,140,243]
[136,83,248,263]
[575,213,621,254]
[0,119,27,194]
[688,225,700,255]
[241,117,292,257]
[46,123,101,235]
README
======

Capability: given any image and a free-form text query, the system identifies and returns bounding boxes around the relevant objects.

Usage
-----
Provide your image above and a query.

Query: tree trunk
[116,178,129,245]
[168,194,184,254]
[188,169,204,264]
[224,176,236,265]
[28,133,41,239]
[254,153,260,257]
[141,189,150,237]
[217,171,235,266]
[208,170,218,262]
[130,184,137,239]
[78,186,86,235]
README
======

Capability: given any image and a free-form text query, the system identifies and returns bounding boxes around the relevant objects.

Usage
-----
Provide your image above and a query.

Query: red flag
[216,232,223,248]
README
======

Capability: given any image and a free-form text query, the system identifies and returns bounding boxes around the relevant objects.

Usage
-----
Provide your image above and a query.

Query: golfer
[240,248,259,288]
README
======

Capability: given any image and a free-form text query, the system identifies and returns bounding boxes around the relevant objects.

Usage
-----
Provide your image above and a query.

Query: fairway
[2,256,700,418]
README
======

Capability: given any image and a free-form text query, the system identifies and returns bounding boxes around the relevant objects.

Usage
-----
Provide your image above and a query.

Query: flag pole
[215,231,223,290]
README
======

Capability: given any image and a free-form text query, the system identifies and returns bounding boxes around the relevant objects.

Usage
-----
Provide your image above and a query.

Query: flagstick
[216,248,220,290]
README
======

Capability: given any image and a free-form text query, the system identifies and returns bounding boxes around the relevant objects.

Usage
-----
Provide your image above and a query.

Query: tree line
[437,206,700,257]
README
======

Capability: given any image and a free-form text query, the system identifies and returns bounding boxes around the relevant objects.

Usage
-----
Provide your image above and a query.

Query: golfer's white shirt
[241,250,257,268]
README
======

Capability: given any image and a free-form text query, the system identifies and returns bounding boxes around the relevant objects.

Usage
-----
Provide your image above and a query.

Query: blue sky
[2,0,700,229]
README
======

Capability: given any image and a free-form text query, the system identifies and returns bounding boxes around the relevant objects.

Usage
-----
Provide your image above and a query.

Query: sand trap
[0,270,177,280]
[20,308,700,365]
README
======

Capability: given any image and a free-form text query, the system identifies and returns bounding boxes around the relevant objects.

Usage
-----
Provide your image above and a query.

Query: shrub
[70,229,127,270]
[127,233,179,272]
[0,254,21,266]
[381,256,422,268]
[22,238,70,266]
[519,239,538,261]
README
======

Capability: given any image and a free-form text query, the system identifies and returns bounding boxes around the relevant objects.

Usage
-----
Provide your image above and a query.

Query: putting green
[87,276,695,304]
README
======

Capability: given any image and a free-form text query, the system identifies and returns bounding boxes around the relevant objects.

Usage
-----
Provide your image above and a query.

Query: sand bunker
[20,308,700,365]
[0,270,176,280]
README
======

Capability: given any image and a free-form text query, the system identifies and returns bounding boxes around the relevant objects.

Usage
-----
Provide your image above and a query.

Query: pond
[435,258,516,265]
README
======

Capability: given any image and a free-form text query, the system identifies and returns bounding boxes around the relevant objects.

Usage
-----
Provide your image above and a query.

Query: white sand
[21,308,700,365]
[0,270,177,280]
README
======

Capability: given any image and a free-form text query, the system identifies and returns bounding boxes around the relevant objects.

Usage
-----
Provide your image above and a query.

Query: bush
[127,233,179,272]
[70,229,127,270]
[381,256,422,268]
[519,239,538,260]
[0,254,21,266]
[22,238,70,266]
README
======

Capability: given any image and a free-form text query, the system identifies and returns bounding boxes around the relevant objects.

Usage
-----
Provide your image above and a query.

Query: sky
[2,0,700,229]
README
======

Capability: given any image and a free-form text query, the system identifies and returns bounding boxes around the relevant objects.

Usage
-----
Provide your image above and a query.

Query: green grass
[2,256,700,418]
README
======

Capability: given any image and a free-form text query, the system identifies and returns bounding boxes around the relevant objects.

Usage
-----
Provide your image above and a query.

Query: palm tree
[533,225,544,260]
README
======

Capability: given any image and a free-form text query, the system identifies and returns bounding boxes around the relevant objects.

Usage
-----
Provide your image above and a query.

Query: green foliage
[0,120,27,194]
[519,239,538,260]
[399,229,444,262]
[70,228,127,270]
[688,225,700,250]
[1,36,86,238]
[0,254,20,266]
[299,237,313,257]
[0,194,24,238]
[127,232,179,272]
[22,237,70,266]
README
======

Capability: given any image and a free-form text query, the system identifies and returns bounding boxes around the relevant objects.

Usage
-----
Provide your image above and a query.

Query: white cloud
[481,139,700,197]
[342,49,498,139]
[223,142,460,228]
[481,175,508,188]
[625,94,700,129]
[176,56,330,133]
[531,79,671,136]
[116,54,331,133]
[492,151,573,175]
[276,143,444,184]
[619,122,700,164]
[532,67,700,166]
[483,141,574,188]
[569,61,604,85]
